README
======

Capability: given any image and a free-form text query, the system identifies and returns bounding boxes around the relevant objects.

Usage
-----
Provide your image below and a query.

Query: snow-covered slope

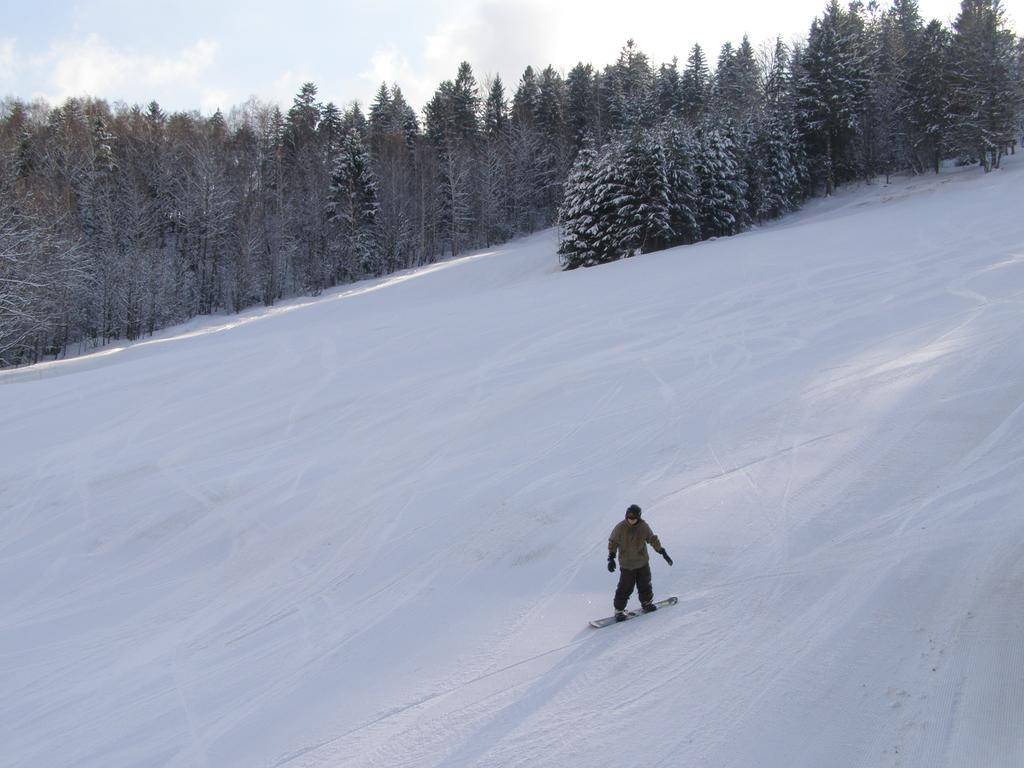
[3,160,1024,768]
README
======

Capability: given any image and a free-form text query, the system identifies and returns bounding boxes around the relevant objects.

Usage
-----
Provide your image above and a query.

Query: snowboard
[589,596,678,628]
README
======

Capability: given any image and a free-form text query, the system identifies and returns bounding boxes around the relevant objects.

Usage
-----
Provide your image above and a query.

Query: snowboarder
[607,504,673,621]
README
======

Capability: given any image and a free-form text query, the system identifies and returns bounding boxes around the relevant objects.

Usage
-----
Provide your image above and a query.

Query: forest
[1,0,1021,367]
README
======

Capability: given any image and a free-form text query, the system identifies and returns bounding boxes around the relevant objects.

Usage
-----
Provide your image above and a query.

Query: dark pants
[614,564,653,610]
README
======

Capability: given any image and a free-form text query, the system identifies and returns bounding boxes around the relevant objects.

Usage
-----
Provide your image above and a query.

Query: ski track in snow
[3,161,1024,767]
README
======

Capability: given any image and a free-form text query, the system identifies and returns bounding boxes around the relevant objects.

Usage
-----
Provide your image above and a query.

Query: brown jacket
[608,519,663,570]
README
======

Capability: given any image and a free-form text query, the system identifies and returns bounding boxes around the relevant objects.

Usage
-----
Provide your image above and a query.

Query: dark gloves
[607,554,616,572]
[660,549,673,566]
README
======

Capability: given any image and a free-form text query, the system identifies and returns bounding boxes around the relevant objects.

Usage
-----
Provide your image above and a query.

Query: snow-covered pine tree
[660,126,701,245]
[693,124,749,237]
[681,44,711,125]
[557,137,600,269]
[797,0,869,194]
[760,37,791,110]
[365,85,418,272]
[452,62,482,142]
[906,20,952,173]
[734,36,762,118]
[566,63,599,149]
[284,82,321,156]
[609,39,655,130]
[483,75,509,138]
[715,36,760,122]
[1014,36,1024,145]
[507,122,545,234]
[318,102,343,161]
[948,0,1018,170]
[480,75,512,246]
[655,58,684,121]
[713,43,739,120]
[368,83,393,157]
[509,67,547,233]
[861,9,909,182]
[536,65,569,218]
[512,66,540,127]
[614,129,674,256]
[390,86,420,148]
[424,64,481,256]
[745,113,802,222]
[479,133,511,246]
[588,141,630,263]
[327,128,381,279]
[281,82,333,294]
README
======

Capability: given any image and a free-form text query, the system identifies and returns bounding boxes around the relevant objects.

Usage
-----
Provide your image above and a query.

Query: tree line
[1,0,1021,366]
[559,0,1023,267]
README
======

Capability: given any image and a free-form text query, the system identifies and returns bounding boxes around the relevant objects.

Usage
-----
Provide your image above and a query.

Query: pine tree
[479,132,511,246]
[693,125,748,237]
[557,137,600,269]
[327,128,380,278]
[862,10,908,181]
[424,81,456,145]
[509,66,547,232]
[587,143,629,262]
[483,75,509,138]
[681,45,711,124]
[284,82,321,154]
[507,121,545,233]
[425,65,481,256]
[761,38,791,110]
[390,86,420,148]
[734,36,762,117]
[948,0,1018,170]
[660,126,701,245]
[452,62,482,141]
[366,85,418,272]
[714,37,761,121]
[1016,36,1024,144]
[536,65,569,217]
[319,102,343,159]
[615,129,674,255]
[655,58,684,120]
[91,116,116,174]
[368,83,393,156]
[341,102,367,137]
[512,66,540,127]
[609,39,655,129]
[566,63,599,148]
[746,113,802,222]
[797,0,870,193]
[907,20,952,173]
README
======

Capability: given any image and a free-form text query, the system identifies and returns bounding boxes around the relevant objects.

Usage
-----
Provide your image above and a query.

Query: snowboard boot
[614,610,628,622]
[641,602,658,613]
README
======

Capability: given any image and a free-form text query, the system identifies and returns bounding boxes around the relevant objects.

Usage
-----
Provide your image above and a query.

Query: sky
[0,0,1019,117]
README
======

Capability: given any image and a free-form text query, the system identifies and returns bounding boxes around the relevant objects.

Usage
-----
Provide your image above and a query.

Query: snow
[3,160,1024,768]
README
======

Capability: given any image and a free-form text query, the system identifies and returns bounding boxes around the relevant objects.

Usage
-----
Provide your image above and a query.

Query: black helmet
[625,504,642,520]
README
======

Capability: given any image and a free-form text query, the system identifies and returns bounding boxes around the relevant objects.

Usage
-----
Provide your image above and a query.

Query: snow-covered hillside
[3,159,1024,768]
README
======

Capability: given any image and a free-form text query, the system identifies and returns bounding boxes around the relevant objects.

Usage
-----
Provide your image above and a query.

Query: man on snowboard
[608,504,673,621]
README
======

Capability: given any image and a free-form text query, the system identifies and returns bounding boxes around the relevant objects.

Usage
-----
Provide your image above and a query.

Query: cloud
[268,70,317,108]
[382,0,847,111]
[422,2,555,86]
[357,44,438,109]
[37,35,219,105]
[363,0,719,111]
[0,38,15,85]
[353,2,559,110]
[200,88,233,114]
